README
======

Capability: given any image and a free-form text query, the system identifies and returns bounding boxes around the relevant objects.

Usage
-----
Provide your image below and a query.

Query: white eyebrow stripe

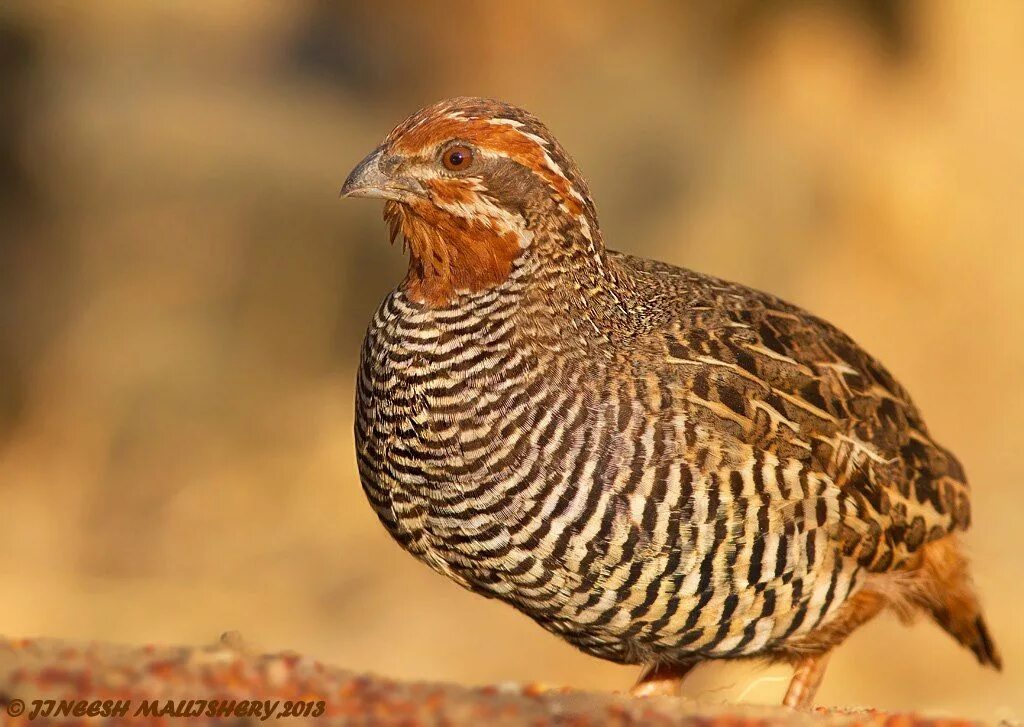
[488,117,525,128]
[520,130,550,147]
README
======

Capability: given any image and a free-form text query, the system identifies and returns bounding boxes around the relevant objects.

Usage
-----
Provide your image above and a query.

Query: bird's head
[341,97,602,306]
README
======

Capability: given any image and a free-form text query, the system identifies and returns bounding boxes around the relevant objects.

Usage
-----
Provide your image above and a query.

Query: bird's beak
[340,147,421,201]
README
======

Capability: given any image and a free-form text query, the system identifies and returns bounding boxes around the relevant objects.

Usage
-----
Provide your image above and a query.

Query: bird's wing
[625,259,971,574]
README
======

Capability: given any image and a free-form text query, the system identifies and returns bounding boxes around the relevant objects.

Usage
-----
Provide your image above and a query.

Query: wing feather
[615,251,970,572]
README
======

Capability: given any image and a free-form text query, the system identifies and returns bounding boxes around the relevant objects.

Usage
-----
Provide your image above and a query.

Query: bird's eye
[442,144,474,172]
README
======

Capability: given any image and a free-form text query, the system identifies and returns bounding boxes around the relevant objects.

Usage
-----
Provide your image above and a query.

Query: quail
[342,97,1001,708]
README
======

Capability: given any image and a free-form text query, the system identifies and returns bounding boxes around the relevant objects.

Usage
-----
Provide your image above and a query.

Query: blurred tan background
[0,0,1021,720]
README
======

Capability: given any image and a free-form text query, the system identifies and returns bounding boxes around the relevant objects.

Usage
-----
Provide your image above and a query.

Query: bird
[341,97,1001,709]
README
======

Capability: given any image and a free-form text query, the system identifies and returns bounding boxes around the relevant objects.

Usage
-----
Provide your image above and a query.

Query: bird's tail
[912,536,1002,670]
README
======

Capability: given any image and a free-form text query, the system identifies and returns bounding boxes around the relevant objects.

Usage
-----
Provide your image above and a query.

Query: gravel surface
[0,635,983,726]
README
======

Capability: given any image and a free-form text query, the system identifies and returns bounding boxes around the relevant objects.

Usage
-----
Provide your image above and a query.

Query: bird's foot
[782,653,830,710]
[630,662,694,698]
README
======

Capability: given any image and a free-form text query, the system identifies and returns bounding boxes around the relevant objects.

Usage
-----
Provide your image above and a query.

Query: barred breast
[355,257,871,666]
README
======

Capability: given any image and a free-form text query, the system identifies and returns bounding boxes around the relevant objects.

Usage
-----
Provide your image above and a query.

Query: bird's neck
[385,200,611,308]
[385,200,527,307]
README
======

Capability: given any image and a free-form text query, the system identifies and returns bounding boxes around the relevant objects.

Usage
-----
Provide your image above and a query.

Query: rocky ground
[0,635,984,726]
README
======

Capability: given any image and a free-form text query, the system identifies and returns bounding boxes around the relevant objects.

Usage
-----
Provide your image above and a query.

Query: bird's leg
[782,653,830,710]
[630,661,695,698]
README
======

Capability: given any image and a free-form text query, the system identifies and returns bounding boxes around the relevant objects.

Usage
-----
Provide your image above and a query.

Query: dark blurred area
[0,1,1020,719]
